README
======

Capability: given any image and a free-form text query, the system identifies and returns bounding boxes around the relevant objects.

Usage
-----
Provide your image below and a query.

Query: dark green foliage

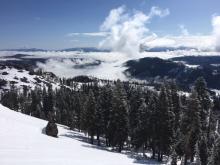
[1,85,19,111]
[171,150,177,165]
[181,91,201,163]
[108,80,128,152]
[43,85,54,119]
[199,134,208,165]
[208,137,220,165]
[84,90,97,144]
[194,77,212,131]
[156,86,175,161]
[0,76,217,163]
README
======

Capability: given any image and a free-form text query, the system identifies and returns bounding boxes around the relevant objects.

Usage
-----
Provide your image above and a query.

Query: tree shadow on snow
[60,131,168,165]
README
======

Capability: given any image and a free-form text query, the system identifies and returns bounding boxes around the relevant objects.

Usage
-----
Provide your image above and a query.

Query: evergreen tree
[208,137,220,165]
[171,150,178,165]
[108,80,128,152]
[30,90,37,116]
[43,85,54,120]
[84,90,97,144]
[195,142,201,165]
[182,91,201,164]
[194,77,212,132]
[170,82,181,132]
[199,134,208,165]
[156,86,174,161]
[132,98,149,156]
[148,92,158,159]
[128,88,143,146]
[98,85,113,146]
[1,84,19,111]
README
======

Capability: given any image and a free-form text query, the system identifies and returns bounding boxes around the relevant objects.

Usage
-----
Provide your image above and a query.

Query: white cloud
[143,15,220,52]
[35,51,128,80]
[143,34,213,50]
[2,48,220,80]
[212,15,220,51]
[66,7,220,53]
[179,24,189,36]
[67,32,108,37]
[99,6,170,56]
[149,6,170,18]
[100,5,126,31]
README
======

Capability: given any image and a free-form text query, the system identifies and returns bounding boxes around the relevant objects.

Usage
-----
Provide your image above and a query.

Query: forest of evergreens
[1,77,220,165]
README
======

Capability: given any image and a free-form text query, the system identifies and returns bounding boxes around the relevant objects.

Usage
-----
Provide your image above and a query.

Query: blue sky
[0,0,220,49]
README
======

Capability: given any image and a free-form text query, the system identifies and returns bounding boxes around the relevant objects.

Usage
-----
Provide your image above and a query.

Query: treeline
[1,77,220,165]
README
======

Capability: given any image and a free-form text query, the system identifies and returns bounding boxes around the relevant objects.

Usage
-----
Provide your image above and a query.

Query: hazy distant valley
[1,49,220,92]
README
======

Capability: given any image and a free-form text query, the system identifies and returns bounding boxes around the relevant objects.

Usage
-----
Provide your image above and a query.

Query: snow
[0,104,171,165]
[211,89,220,96]
[0,67,39,88]
[0,67,61,91]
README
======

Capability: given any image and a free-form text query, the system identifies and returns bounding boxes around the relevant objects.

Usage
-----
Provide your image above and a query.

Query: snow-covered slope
[0,66,60,91]
[0,104,169,165]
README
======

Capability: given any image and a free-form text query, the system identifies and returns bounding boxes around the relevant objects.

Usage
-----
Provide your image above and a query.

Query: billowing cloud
[99,6,170,56]
[143,15,220,52]
[143,34,213,51]
[212,15,220,51]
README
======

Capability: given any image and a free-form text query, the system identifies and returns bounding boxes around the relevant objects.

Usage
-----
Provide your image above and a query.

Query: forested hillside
[1,75,220,164]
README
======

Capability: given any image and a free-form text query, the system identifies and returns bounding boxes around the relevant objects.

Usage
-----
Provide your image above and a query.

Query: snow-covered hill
[0,104,170,165]
[0,66,61,91]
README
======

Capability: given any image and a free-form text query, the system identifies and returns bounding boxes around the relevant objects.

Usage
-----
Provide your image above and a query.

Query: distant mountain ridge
[1,47,109,52]
[125,57,220,90]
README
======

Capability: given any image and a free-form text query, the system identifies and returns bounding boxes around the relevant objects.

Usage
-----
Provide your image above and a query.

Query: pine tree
[195,142,201,165]
[182,91,201,164]
[169,82,181,132]
[98,85,113,146]
[194,77,212,132]
[132,98,149,156]
[148,92,158,159]
[95,89,105,146]
[30,90,38,116]
[43,85,54,120]
[208,137,220,165]
[108,80,128,152]
[171,150,178,165]
[199,134,208,165]
[1,84,19,111]
[156,86,174,161]
[128,88,143,147]
[84,90,97,144]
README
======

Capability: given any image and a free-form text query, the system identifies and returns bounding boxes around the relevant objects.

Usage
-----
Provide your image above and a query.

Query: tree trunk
[105,138,109,147]
[184,155,188,165]
[142,144,145,157]
[152,143,155,159]
[97,133,100,146]
[118,144,122,153]
[158,151,161,161]
[190,154,194,162]
[90,135,94,144]
[160,153,163,162]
